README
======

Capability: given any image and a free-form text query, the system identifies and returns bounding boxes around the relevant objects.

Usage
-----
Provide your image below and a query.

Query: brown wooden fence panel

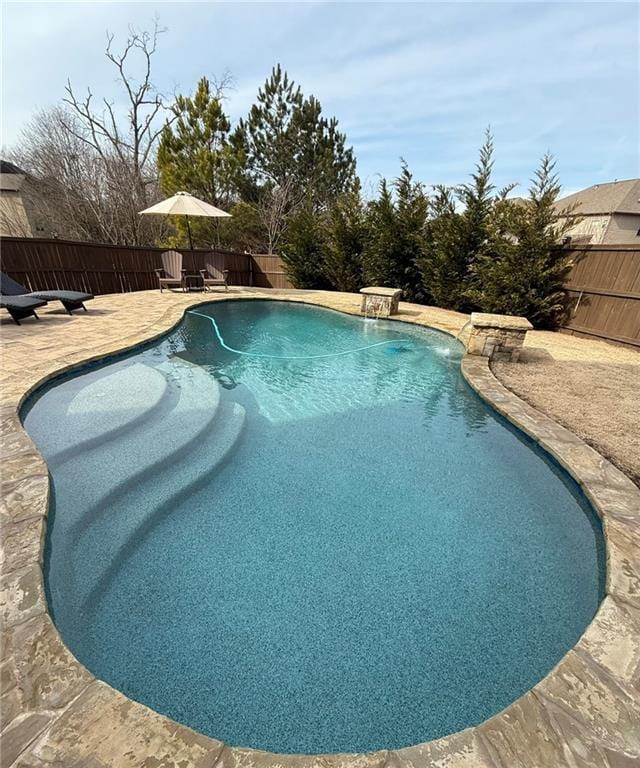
[562,244,640,347]
[0,237,264,294]
[250,254,293,289]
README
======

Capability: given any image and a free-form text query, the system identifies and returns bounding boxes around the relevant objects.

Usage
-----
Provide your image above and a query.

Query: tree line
[6,21,575,327]
[289,135,576,328]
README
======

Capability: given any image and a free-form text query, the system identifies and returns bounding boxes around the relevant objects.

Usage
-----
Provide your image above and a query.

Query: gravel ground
[492,331,640,487]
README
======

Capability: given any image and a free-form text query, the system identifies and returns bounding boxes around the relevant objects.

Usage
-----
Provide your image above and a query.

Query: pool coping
[1,291,639,767]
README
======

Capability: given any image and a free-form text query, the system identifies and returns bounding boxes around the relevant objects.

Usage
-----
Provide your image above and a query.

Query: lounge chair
[199,255,228,292]
[0,272,94,323]
[156,250,186,292]
[0,294,47,325]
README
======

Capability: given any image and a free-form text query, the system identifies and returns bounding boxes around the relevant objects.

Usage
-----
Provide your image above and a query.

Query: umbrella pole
[185,214,197,274]
[185,214,194,251]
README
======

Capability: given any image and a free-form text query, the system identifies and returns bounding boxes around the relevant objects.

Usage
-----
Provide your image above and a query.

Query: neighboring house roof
[0,160,26,175]
[555,179,640,216]
[505,195,529,207]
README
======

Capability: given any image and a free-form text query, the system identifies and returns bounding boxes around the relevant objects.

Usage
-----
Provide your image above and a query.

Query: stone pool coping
[1,289,639,767]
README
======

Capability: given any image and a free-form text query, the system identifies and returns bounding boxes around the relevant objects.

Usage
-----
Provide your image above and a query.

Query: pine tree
[362,163,428,302]
[289,95,357,208]
[236,65,302,189]
[157,77,241,247]
[236,65,357,229]
[466,154,575,328]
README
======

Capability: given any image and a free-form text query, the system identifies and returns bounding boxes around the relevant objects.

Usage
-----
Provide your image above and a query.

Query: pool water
[24,300,604,754]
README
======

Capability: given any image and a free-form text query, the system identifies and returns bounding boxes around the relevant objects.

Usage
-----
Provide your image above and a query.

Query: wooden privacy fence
[0,237,293,295]
[250,254,292,289]
[562,244,640,348]
[2,237,639,347]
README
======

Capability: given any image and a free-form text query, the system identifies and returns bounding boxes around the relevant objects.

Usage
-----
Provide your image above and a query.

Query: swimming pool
[23,299,604,754]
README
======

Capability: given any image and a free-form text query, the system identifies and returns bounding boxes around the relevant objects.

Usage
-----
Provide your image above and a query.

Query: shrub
[362,163,428,302]
[323,189,367,292]
[280,204,330,289]
[418,185,467,308]
[418,130,509,311]
[466,154,575,328]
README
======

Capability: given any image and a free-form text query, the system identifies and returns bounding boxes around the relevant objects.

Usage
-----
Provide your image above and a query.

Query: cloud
[2,1,638,191]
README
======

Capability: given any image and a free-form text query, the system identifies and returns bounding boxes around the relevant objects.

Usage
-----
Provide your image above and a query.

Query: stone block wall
[466,327,527,362]
[360,289,402,317]
[462,313,533,362]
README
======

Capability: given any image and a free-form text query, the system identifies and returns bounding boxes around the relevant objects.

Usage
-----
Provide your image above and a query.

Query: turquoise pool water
[24,300,604,754]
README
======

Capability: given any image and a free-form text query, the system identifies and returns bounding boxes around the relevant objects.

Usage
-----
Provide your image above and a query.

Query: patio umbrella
[138,191,231,250]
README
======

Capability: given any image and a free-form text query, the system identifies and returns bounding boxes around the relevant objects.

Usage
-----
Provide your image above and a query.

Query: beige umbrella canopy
[139,191,231,250]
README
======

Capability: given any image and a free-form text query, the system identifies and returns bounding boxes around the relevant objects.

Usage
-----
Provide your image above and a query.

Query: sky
[2,1,638,198]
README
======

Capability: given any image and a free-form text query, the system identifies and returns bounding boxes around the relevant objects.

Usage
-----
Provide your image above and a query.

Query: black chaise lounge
[0,272,94,325]
[0,294,48,325]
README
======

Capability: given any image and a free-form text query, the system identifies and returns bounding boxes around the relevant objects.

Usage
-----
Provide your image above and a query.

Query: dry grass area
[493,331,640,486]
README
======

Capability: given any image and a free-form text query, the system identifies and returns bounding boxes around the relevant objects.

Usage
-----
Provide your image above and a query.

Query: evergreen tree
[466,154,575,328]
[280,202,330,289]
[157,77,241,246]
[363,163,428,302]
[418,185,466,307]
[457,128,497,265]
[217,201,265,253]
[236,65,357,218]
[418,129,514,311]
[288,94,357,208]
[361,179,396,286]
[323,185,367,292]
[236,65,302,189]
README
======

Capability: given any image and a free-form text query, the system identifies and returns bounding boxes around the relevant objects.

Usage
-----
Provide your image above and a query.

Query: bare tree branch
[64,18,171,182]
[257,177,305,254]
[10,104,168,246]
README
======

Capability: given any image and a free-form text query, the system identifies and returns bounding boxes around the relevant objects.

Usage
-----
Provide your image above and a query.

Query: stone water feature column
[360,287,402,317]
[462,312,533,362]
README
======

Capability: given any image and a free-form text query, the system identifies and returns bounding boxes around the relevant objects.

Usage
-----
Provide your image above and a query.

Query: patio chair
[0,294,47,325]
[0,272,94,321]
[156,250,187,292]
[199,255,228,292]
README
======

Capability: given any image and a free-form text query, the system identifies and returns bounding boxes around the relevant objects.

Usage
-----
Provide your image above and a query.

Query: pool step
[26,362,170,467]
[57,359,222,517]
[73,400,246,616]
